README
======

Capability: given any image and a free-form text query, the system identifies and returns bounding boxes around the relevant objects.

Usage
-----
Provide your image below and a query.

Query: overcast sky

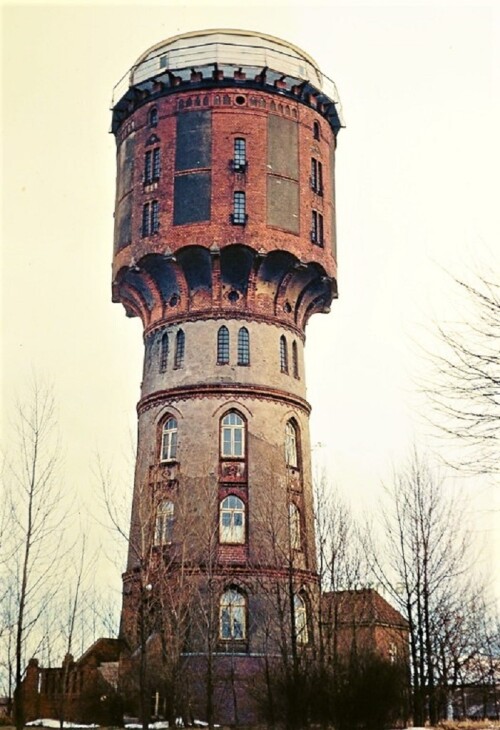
[2,0,499,602]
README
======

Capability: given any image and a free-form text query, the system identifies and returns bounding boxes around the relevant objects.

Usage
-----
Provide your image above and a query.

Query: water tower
[110,29,342,724]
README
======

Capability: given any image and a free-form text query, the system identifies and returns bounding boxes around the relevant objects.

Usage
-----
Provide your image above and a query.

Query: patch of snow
[26,721,98,729]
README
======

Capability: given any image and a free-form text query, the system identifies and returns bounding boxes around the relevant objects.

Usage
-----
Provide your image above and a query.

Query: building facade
[110,29,343,723]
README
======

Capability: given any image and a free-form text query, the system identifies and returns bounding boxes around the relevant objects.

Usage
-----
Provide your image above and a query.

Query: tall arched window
[159,332,169,372]
[292,341,299,378]
[174,329,185,368]
[294,594,308,645]
[280,335,288,373]
[289,503,301,550]
[220,496,245,544]
[237,327,250,365]
[161,417,178,461]
[313,120,320,140]
[217,326,230,364]
[285,420,298,468]
[220,589,246,640]
[155,500,174,545]
[149,107,158,128]
[221,412,245,458]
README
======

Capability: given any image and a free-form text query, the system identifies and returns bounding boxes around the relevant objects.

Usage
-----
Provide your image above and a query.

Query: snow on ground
[26,722,98,729]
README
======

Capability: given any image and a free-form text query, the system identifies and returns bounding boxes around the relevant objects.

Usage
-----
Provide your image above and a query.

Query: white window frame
[294,594,308,645]
[155,500,174,545]
[220,589,246,640]
[289,502,301,550]
[220,496,245,544]
[221,412,245,458]
[285,421,298,468]
[161,417,178,461]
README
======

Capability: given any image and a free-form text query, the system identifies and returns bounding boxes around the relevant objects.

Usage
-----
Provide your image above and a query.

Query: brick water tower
[111,29,342,724]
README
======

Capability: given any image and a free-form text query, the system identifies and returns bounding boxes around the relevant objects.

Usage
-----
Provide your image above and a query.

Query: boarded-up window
[267,176,299,233]
[175,111,212,171]
[114,195,132,252]
[117,137,135,200]
[267,115,298,179]
[173,173,211,225]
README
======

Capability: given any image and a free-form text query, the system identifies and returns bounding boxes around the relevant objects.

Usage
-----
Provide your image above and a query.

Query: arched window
[237,327,250,365]
[217,326,230,364]
[159,332,169,372]
[174,329,185,368]
[221,412,245,458]
[149,107,158,128]
[294,594,308,645]
[292,341,299,378]
[313,120,320,140]
[161,417,178,461]
[280,335,288,373]
[285,421,298,468]
[155,500,174,545]
[289,503,301,550]
[220,496,245,544]
[220,589,246,640]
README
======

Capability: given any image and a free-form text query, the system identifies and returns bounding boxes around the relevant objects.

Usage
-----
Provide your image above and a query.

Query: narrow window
[149,108,158,128]
[151,200,159,233]
[142,201,159,236]
[220,496,245,544]
[311,211,324,246]
[285,421,298,468]
[289,503,301,550]
[233,138,247,171]
[174,329,185,368]
[280,335,288,373]
[142,203,150,236]
[311,158,323,194]
[220,589,246,640]
[313,120,320,140]
[232,192,246,225]
[152,148,161,181]
[155,500,174,545]
[294,594,308,644]
[217,326,230,364]
[144,151,152,184]
[237,327,250,365]
[161,417,178,461]
[221,412,245,458]
[159,332,169,372]
[292,341,299,378]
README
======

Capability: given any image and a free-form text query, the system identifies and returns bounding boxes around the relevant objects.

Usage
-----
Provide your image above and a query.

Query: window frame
[217,325,230,365]
[232,138,247,172]
[149,107,158,128]
[219,589,247,641]
[285,420,299,468]
[280,335,289,374]
[292,340,299,379]
[159,331,169,373]
[311,210,324,246]
[231,191,247,225]
[160,416,178,462]
[220,411,246,459]
[289,502,301,551]
[174,329,185,369]
[220,495,246,544]
[294,594,309,645]
[237,327,250,366]
[154,499,174,545]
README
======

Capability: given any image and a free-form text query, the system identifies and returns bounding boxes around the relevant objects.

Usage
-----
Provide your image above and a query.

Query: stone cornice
[137,383,311,416]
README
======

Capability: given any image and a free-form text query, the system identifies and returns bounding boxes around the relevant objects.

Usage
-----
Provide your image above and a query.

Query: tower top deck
[111,28,343,134]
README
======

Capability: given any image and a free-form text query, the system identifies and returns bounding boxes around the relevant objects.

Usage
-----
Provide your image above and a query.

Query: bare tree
[1,379,65,730]
[426,271,500,475]
[368,450,473,725]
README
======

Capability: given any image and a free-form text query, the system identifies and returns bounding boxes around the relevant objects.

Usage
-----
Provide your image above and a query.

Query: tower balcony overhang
[111,29,344,135]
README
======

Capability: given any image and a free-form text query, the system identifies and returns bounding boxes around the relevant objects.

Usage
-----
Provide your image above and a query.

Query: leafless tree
[368,449,472,725]
[426,271,500,475]
[1,379,65,730]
